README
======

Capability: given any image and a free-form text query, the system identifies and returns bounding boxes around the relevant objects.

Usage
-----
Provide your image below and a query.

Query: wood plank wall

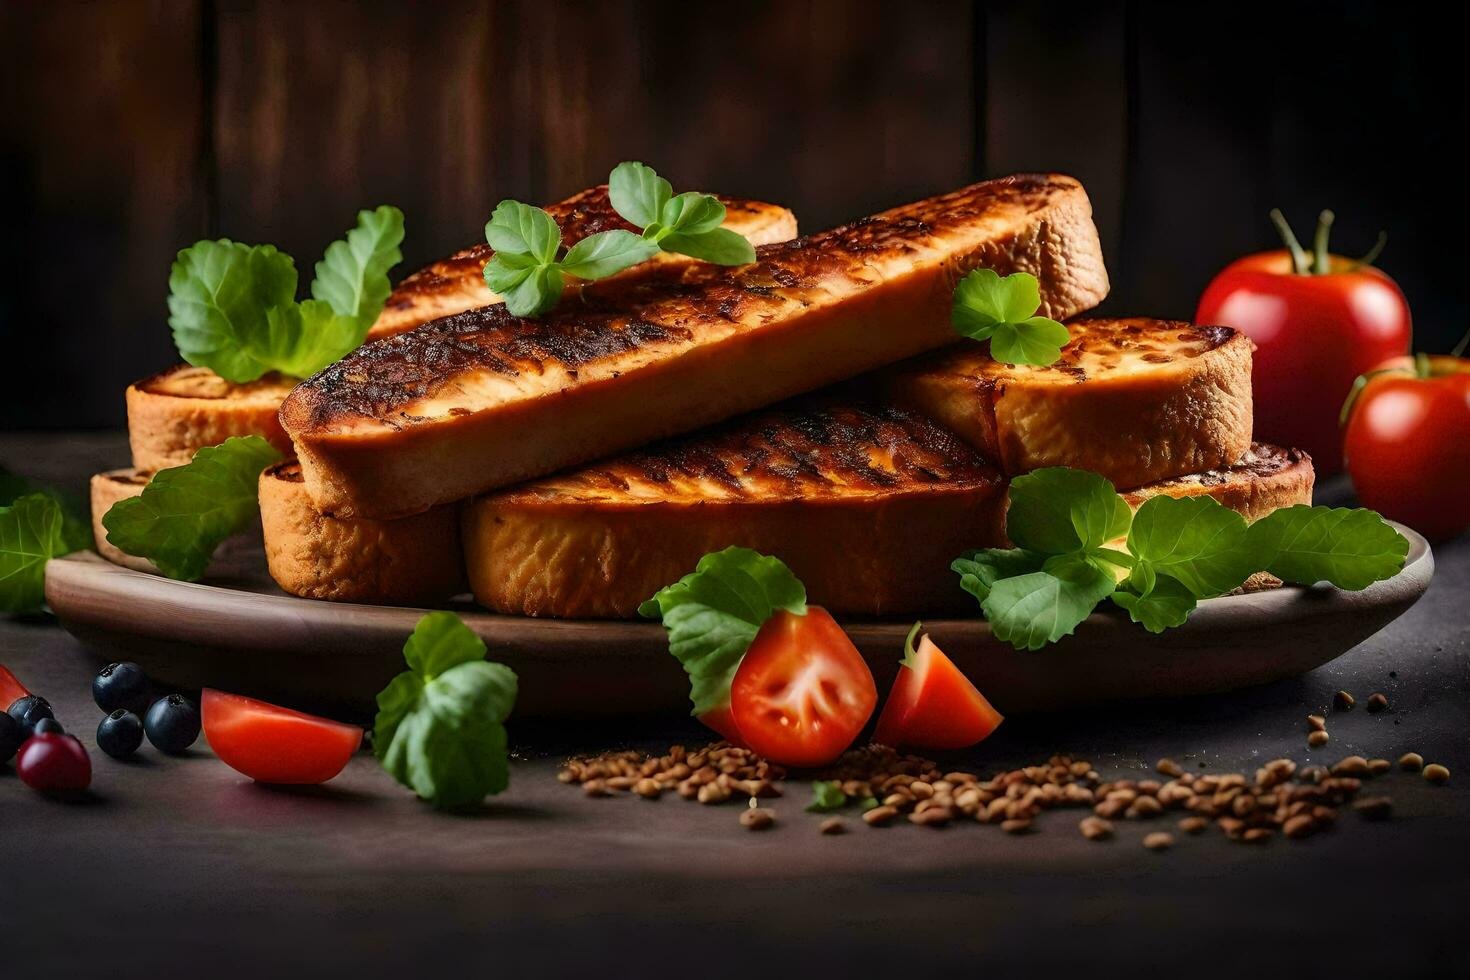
[2,0,1464,429]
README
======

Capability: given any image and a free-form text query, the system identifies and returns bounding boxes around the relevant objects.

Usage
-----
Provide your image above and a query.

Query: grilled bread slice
[461,402,1008,619]
[369,186,799,341]
[886,317,1254,490]
[258,461,465,605]
[126,366,297,473]
[282,174,1109,519]
[1121,442,1313,519]
[89,468,153,571]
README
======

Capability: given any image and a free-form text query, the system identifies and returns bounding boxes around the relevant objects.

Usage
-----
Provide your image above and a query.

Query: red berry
[17,732,92,794]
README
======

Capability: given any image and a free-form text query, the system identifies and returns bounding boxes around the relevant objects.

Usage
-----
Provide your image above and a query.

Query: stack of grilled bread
[97,173,1314,615]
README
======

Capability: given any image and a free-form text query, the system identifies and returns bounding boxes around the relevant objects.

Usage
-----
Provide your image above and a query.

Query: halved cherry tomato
[873,624,1003,750]
[729,607,876,768]
[697,704,745,745]
[202,688,363,785]
[0,664,29,710]
[1343,353,1470,540]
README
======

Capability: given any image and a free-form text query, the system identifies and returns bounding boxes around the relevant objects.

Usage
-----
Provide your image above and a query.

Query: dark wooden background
[2,0,1463,430]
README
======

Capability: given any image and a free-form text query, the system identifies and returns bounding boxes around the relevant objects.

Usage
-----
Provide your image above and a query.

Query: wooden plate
[45,525,1434,721]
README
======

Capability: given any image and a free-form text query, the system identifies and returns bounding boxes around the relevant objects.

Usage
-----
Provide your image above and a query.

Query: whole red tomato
[1343,353,1470,540]
[1196,210,1410,474]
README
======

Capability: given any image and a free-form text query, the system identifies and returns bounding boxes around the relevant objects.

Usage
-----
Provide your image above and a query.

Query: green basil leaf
[659,228,757,266]
[482,250,540,293]
[403,610,489,678]
[640,547,807,717]
[1246,505,1409,590]
[807,780,848,813]
[167,240,298,383]
[309,205,405,327]
[1112,576,1197,633]
[559,229,661,280]
[101,435,282,581]
[952,548,1047,604]
[659,191,727,236]
[988,315,1071,367]
[261,299,366,379]
[1,468,91,555]
[1006,467,1132,556]
[0,494,69,614]
[608,160,673,229]
[499,263,566,318]
[1126,495,1255,598]
[982,558,1117,652]
[484,200,561,264]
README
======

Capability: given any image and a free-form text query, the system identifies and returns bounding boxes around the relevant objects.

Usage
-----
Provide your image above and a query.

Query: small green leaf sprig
[951,268,1071,366]
[481,161,755,318]
[953,468,1410,651]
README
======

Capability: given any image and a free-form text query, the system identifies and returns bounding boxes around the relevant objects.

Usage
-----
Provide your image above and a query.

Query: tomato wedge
[729,607,877,767]
[0,664,29,710]
[202,689,363,785]
[873,623,1003,750]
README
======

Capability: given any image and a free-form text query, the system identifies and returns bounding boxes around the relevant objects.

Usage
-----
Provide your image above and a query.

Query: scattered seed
[1079,816,1113,840]
[1283,815,1316,839]
[1308,730,1330,748]
[1367,758,1392,776]
[910,806,954,828]
[1332,756,1370,776]
[819,816,846,835]
[1177,816,1208,835]
[1299,764,1329,784]
[1366,693,1389,713]
[1143,832,1174,851]
[1156,758,1184,778]
[634,778,662,799]
[863,805,899,827]
[1353,797,1393,820]
[1399,752,1424,772]
[1334,690,1356,711]
[1001,818,1033,834]
[740,807,775,831]
[1241,827,1274,844]
[1424,764,1451,785]
[1307,714,1327,732]
[583,779,610,798]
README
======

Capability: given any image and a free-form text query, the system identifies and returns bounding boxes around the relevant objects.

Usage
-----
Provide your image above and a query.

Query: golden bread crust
[462,403,1008,618]
[887,317,1254,489]
[126,366,296,473]
[284,174,1110,519]
[259,462,464,604]
[368,186,799,341]
[89,468,153,572]
[1122,442,1314,521]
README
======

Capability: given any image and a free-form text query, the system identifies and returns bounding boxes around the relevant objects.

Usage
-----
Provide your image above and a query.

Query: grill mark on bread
[302,175,1076,428]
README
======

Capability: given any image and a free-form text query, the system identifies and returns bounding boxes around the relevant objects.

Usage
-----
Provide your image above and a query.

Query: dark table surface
[3,434,1469,979]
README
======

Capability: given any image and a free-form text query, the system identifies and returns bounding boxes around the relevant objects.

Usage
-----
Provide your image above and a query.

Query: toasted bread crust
[369,187,799,341]
[462,403,1008,618]
[89,468,154,572]
[1121,442,1314,521]
[284,174,1110,519]
[888,318,1254,489]
[259,462,465,604]
[126,366,297,473]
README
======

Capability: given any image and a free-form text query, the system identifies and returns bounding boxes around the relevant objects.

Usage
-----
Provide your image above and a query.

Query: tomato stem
[1269,208,1310,275]
[1451,327,1470,359]
[1349,231,1388,271]
[1414,352,1432,379]
[1312,210,1335,275]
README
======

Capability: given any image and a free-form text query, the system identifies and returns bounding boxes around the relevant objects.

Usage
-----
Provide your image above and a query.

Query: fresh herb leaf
[1246,505,1409,590]
[261,299,365,379]
[559,229,660,280]
[951,268,1070,366]
[101,436,282,581]
[607,161,755,266]
[807,780,848,812]
[1112,576,1197,633]
[952,548,1047,604]
[1007,468,1132,555]
[310,205,406,327]
[639,547,807,717]
[0,494,69,614]
[168,241,298,383]
[1126,495,1254,598]
[484,200,562,263]
[1,468,91,555]
[374,611,518,811]
[982,555,1117,651]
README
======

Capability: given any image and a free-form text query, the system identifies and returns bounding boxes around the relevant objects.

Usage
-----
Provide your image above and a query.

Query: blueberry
[7,695,54,734]
[93,662,151,715]
[0,711,23,762]
[97,709,144,760]
[32,717,64,736]
[144,694,200,755]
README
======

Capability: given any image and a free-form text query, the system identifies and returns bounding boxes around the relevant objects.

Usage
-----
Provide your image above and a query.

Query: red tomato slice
[0,664,30,710]
[729,607,876,768]
[696,704,745,745]
[202,689,363,785]
[873,624,1003,750]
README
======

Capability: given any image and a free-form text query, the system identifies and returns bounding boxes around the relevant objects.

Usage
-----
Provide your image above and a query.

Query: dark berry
[97,710,144,760]
[7,694,54,734]
[16,732,91,794]
[144,694,200,755]
[33,717,64,736]
[0,711,23,762]
[93,662,152,715]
